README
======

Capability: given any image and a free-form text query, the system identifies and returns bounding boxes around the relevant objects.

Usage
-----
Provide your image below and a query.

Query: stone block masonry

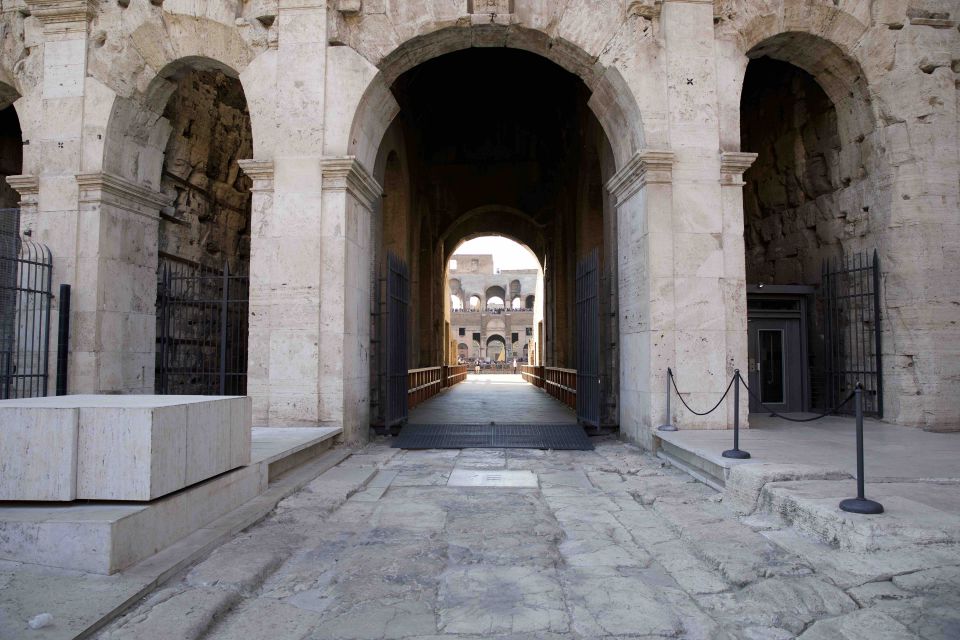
[0,0,955,440]
[0,395,251,501]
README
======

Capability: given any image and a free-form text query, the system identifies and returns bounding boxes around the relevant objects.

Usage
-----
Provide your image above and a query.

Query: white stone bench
[0,395,251,501]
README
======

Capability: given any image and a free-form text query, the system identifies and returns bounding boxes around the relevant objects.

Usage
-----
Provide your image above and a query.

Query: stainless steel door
[747,318,804,413]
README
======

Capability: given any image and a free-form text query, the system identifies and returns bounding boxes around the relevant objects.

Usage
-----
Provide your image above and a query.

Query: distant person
[475,361,481,375]
[513,358,518,374]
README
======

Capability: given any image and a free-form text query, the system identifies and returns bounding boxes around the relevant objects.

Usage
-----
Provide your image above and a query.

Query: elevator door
[747,318,804,413]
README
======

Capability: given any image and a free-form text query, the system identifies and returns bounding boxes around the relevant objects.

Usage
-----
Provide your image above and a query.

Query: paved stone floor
[94,438,960,640]
[408,374,576,424]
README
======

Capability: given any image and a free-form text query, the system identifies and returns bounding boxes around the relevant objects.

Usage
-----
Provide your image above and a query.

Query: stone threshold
[653,429,753,489]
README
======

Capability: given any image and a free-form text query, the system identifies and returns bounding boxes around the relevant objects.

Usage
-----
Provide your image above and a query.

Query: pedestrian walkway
[93,439,960,640]
[408,373,575,425]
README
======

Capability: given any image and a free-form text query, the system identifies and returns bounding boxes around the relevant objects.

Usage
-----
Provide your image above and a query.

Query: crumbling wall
[741,57,859,286]
[155,69,252,395]
[159,69,252,272]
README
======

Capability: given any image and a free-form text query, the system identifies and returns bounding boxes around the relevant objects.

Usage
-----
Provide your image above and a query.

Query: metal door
[747,318,804,413]
[385,252,410,428]
[576,249,600,427]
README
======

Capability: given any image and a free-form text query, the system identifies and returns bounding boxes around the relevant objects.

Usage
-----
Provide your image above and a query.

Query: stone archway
[87,54,259,395]
[731,29,891,421]
[261,4,767,445]
[357,41,627,437]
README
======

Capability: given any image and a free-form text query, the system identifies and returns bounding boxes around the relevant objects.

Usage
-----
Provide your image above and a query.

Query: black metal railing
[156,258,249,395]
[822,250,882,416]
[0,209,53,399]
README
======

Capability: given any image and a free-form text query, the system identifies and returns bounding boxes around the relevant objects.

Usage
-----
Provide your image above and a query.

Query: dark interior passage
[371,48,619,429]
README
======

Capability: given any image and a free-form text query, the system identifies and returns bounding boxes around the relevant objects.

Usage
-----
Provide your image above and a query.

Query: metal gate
[0,209,53,399]
[576,249,600,427]
[156,258,249,395]
[822,250,882,416]
[385,252,409,428]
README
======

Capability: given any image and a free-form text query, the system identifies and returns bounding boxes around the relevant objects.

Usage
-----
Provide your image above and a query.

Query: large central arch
[360,38,628,433]
[336,24,649,177]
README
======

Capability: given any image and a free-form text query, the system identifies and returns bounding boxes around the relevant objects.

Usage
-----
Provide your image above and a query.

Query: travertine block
[0,395,252,501]
[0,408,79,500]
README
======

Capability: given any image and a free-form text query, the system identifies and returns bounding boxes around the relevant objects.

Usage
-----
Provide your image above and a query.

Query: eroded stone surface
[90,439,960,640]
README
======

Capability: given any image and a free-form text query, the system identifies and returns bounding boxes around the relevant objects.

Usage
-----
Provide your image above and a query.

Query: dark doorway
[746,289,810,413]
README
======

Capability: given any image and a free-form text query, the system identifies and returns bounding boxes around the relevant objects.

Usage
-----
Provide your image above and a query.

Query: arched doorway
[367,47,620,430]
[740,34,883,417]
[152,64,254,396]
[485,335,506,363]
[0,99,25,398]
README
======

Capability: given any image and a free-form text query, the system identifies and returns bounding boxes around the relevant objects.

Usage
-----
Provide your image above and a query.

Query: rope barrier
[668,369,736,416]
[737,375,855,422]
[667,367,856,422]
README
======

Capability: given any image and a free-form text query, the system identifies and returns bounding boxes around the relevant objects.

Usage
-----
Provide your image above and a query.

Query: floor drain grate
[391,424,594,450]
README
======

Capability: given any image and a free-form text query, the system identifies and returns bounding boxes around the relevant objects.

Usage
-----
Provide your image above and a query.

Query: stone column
[319,157,381,443]
[607,150,674,449]
[236,160,275,423]
[720,151,757,428]
[650,0,736,432]
[242,0,329,427]
[246,155,324,426]
[74,173,171,393]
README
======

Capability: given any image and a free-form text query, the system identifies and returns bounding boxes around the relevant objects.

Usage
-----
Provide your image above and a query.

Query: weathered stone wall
[0,0,956,438]
[159,69,252,272]
[742,58,849,287]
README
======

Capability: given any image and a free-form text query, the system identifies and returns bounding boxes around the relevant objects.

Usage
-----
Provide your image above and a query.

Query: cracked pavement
[94,438,960,639]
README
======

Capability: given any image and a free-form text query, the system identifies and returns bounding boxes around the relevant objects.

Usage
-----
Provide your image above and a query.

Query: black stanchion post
[657,367,676,431]
[840,383,884,514]
[55,284,70,396]
[722,370,750,459]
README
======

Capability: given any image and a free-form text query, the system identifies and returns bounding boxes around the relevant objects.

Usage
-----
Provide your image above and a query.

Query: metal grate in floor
[391,424,594,450]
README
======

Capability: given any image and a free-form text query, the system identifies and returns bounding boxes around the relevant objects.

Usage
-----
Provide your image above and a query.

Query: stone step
[0,426,341,574]
[653,428,960,553]
[757,479,960,552]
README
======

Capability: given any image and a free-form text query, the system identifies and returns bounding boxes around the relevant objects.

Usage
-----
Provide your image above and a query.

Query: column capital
[23,0,96,34]
[237,159,275,192]
[76,172,172,220]
[720,151,758,186]
[605,149,674,205]
[6,174,39,205]
[321,156,382,210]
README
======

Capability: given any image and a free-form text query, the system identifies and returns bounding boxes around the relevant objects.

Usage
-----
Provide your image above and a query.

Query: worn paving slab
[76,437,960,639]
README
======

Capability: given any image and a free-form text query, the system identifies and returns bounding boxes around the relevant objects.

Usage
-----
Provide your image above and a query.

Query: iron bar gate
[0,209,53,399]
[822,250,882,416]
[156,258,249,395]
[576,249,601,427]
[385,252,410,428]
